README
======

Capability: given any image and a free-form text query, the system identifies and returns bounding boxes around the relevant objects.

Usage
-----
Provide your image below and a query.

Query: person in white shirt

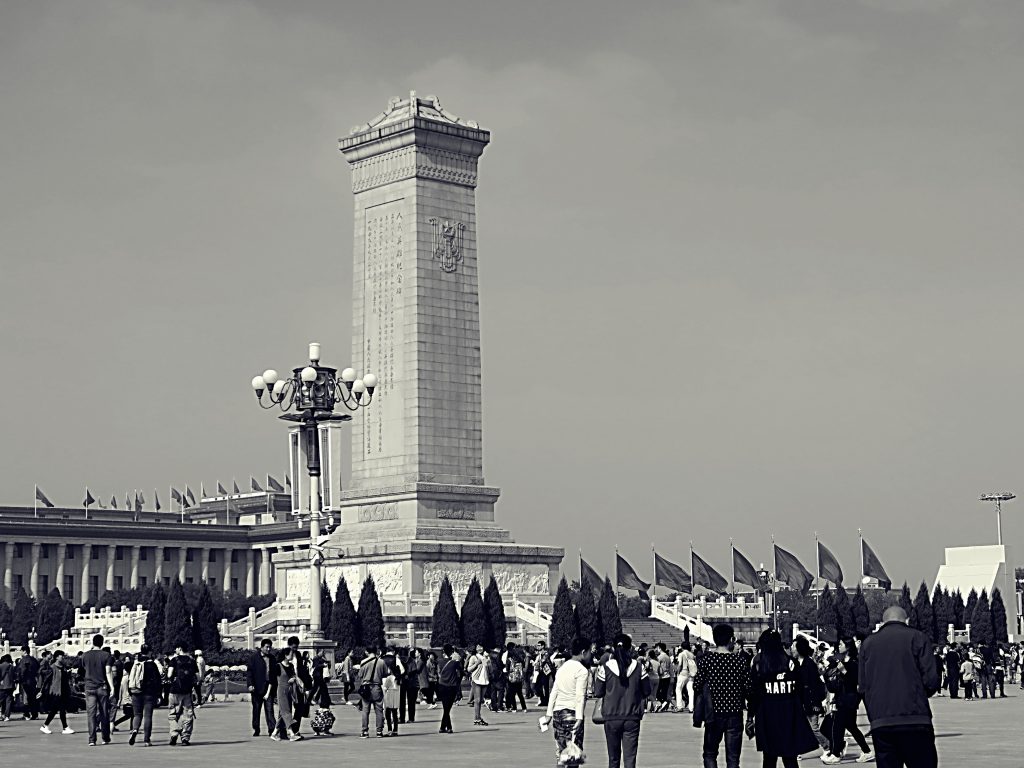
[465,645,490,726]
[675,643,696,712]
[541,638,592,762]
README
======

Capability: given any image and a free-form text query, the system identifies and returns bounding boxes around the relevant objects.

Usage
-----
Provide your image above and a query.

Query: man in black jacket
[245,639,278,737]
[859,606,940,768]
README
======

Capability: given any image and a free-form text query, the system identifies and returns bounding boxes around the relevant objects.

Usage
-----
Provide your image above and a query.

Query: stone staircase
[620,618,689,648]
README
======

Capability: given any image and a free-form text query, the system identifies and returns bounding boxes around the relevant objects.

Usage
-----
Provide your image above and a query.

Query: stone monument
[275,94,563,611]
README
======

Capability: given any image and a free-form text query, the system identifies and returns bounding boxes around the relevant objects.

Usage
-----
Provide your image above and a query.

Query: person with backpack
[126,644,163,747]
[504,642,528,712]
[165,643,198,746]
[594,632,652,768]
[748,630,820,768]
[39,650,74,735]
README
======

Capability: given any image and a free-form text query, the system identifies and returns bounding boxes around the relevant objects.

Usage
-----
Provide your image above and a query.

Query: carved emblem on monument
[429,218,465,273]
[437,506,475,520]
[357,502,399,522]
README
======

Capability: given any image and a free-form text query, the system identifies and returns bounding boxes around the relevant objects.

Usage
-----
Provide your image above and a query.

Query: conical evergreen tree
[10,587,35,645]
[575,578,598,645]
[483,576,507,649]
[951,589,965,630]
[430,576,460,648]
[550,576,576,650]
[852,586,871,637]
[193,582,221,652]
[162,578,193,653]
[931,585,948,645]
[144,583,166,653]
[356,576,385,652]
[963,588,978,630]
[321,580,334,636]
[912,582,933,638]
[834,586,854,637]
[598,577,621,645]
[329,577,358,654]
[898,582,915,626]
[35,588,66,645]
[970,590,993,645]
[990,588,1009,644]
[61,598,76,634]
[817,584,836,636]
[0,599,12,632]
[460,577,488,649]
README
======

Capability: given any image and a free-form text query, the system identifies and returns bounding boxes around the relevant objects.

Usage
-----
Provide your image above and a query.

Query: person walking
[39,650,74,735]
[338,649,355,703]
[272,647,302,741]
[944,645,960,699]
[792,636,830,756]
[423,650,439,708]
[822,636,873,764]
[436,645,463,734]
[960,652,976,701]
[285,637,311,737]
[400,647,421,724]
[165,644,198,746]
[0,653,15,721]
[535,641,554,706]
[505,642,528,712]
[676,642,696,713]
[126,644,163,747]
[594,632,652,768]
[749,630,820,768]
[466,644,491,726]
[309,647,332,713]
[81,633,114,746]
[859,605,940,768]
[246,638,278,737]
[693,623,752,768]
[357,647,386,738]
[17,646,41,720]
[541,638,592,764]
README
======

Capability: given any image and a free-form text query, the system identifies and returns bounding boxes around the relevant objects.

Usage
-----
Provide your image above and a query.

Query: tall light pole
[251,341,375,639]
[980,492,1014,546]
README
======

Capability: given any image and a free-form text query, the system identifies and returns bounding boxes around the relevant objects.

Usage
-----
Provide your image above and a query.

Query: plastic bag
[558,742,586,765]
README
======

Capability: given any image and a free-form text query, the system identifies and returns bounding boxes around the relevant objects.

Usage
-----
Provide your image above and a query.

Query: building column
[154,546,164,584]
[29,543,41,597]
[245,550,255,597]
[4,542,14,604]
[258,547,271,594]
[200,547,210,584]
[105,544,116,593]
[177,547,187,583]
[80,544,92,604]
[130,546,141,589]
[222,548,233,592]
[56,543,67,596]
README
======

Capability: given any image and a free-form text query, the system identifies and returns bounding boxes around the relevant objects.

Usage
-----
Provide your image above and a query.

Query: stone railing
[650,600,716,643]
[513,600,552,634]
[73,605,148,635]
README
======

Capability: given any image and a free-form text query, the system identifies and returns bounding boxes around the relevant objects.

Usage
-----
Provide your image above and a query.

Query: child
[383,668,401,735]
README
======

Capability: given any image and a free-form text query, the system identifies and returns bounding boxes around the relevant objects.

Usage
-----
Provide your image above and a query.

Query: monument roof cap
[349,91,483,135]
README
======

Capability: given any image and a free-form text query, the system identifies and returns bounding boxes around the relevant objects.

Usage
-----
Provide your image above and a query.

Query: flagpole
[34,484,38,519]
[771,534,779,631]
[729,538,735,603]
[814,531,820,636]
[651,543,656,604]
[859,528,864,581]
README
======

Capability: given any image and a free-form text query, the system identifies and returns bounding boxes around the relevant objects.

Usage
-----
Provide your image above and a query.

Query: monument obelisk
[278,94,563,608]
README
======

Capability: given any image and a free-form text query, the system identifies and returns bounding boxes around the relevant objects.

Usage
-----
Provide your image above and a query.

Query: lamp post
[756,564,776,630]
[979,492,1014,546]
[251,341,375,640]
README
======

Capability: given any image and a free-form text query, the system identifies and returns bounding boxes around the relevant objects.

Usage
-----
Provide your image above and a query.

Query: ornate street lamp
[251,342,376,639]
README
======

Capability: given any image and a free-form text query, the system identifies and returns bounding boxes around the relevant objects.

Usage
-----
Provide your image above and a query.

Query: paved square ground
[1,689,1019,766]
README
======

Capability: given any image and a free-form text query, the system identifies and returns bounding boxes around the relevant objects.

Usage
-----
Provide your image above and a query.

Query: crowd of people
[0,612,1018,766]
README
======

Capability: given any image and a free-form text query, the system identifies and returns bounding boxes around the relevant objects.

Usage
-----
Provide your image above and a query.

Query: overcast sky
[2,0,1022,589]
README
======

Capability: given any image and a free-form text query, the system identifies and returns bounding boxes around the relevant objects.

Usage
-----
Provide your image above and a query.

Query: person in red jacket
[859,605,940,768]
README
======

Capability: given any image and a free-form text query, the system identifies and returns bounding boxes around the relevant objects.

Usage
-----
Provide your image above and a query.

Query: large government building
[0,491,302,606]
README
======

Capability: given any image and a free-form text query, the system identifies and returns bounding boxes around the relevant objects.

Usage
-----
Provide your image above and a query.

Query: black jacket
[858,622,939,730]
[246,651,280,698]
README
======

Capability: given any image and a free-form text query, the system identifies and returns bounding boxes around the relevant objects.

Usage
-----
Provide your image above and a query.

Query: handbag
[358,659,379,700]
[590,696,604,725]
[744,716,755,739]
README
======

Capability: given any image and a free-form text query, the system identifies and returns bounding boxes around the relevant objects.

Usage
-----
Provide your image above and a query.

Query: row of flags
[586,535,893,600]
[32,474,291,514]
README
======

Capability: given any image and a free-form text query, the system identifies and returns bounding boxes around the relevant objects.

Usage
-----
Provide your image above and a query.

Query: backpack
[127,660,146,694]
[508,660,524,683]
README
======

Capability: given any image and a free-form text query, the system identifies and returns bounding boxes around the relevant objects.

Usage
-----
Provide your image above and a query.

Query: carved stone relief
[422,561,483,597]
[358,503,399,522]
[324,564,361,605]
[436,506,475,520]
[367,562,405,594]
[491,564,550,596]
